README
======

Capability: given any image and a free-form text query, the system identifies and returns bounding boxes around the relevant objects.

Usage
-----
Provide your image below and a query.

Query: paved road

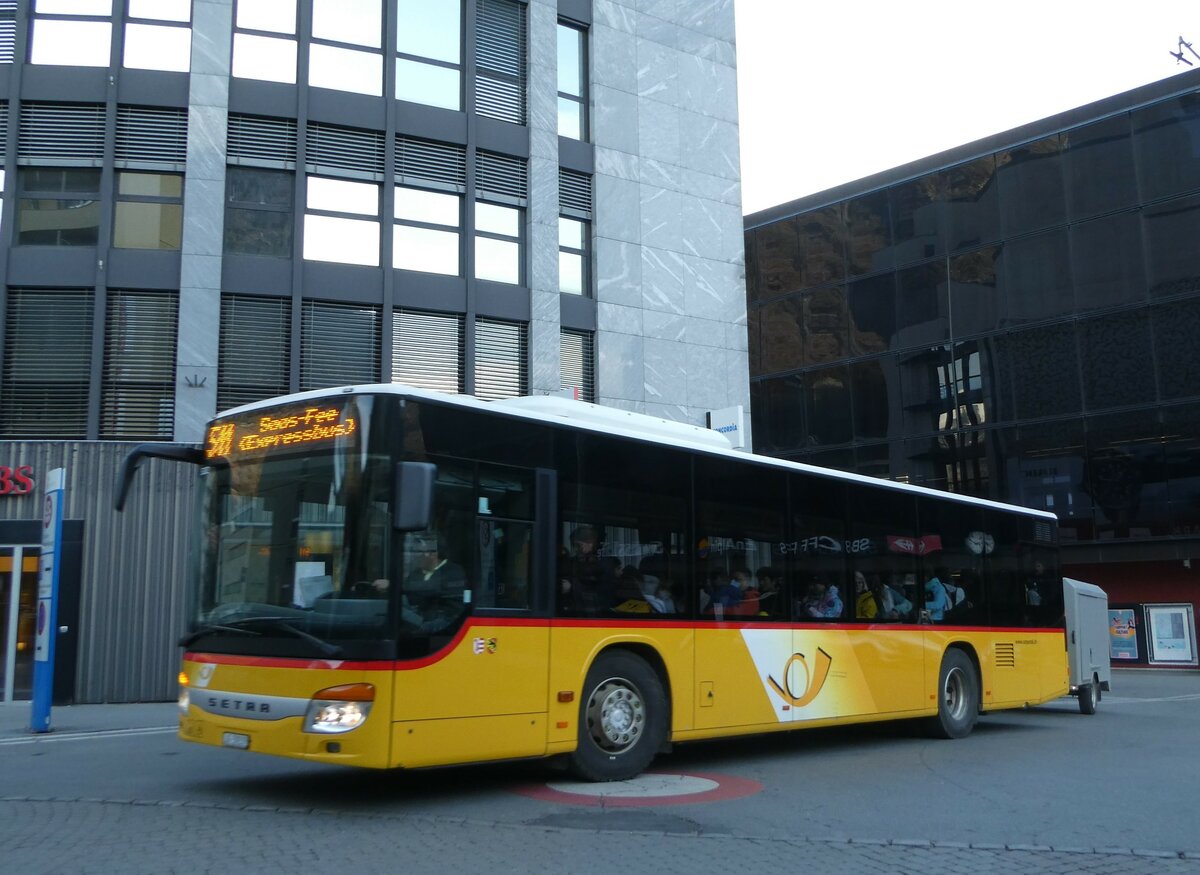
[2,669,1199,873]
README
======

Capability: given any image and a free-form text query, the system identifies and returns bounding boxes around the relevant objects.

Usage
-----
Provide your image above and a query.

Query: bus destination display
[205,405,357,460]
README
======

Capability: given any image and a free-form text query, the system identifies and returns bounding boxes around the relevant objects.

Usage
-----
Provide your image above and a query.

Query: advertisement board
[1108,608,1139,661]
[1146,604,1197,666]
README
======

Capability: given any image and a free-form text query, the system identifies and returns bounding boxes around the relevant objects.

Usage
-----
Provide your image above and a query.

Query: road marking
[514,771,763,807]
[0,726,176,747]
[546,774,721,798]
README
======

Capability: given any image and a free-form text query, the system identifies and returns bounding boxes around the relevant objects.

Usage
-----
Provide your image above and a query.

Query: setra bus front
[119,391,444,768]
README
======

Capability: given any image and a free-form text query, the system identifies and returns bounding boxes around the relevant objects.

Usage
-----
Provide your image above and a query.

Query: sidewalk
[0,701,176,739]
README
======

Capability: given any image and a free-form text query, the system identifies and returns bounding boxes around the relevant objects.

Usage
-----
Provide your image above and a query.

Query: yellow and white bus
[117,385,1068,781]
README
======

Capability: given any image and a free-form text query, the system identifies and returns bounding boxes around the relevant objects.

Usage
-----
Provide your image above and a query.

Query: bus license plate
[222,732,250,750]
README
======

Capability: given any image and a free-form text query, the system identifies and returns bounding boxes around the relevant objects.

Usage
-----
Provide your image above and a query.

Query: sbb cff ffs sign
[0,465,35,496]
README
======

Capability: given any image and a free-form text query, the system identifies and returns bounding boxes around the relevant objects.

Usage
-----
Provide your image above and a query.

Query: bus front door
[390,465,552,768]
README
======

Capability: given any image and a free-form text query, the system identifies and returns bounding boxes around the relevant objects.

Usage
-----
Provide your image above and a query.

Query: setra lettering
[208,697,270,714]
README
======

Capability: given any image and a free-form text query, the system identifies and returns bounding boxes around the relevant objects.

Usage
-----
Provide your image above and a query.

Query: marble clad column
[174,0,232,441]
[527,0,563,396]
[591,0,750,444]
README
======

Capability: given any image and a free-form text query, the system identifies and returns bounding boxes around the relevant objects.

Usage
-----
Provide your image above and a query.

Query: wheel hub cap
[588,679,644,753]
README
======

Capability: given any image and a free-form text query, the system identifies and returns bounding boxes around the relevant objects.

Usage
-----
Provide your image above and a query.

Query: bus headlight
[303,683,375,734]
[178,671,190,714]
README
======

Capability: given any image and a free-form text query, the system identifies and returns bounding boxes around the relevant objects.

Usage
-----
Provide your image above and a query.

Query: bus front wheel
[569,651,667,782]
[926,649,978,739]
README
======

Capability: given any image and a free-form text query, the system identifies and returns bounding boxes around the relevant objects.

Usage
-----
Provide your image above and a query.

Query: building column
[174,0,233,441]
[527,0,562,396]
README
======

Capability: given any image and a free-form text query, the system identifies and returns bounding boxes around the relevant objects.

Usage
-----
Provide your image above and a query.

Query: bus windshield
[191,398,398,659]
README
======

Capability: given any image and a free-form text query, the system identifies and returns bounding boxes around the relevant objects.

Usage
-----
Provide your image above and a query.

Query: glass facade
[747,79,1200,552]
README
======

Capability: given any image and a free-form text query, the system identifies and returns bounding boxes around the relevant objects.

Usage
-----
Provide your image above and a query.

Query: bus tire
[927,649,978,739]
[1078,675,1099,715]
[569,651,667,782]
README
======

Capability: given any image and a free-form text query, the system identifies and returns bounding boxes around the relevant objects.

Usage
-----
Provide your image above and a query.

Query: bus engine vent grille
[994,643,1016,668]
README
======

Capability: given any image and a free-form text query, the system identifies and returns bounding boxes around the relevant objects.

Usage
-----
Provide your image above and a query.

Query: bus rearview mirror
[393,462,436,531]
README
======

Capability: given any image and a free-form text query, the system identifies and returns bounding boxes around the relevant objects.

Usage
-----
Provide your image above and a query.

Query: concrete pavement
[0,701,176,740]
[4,672,1200,872]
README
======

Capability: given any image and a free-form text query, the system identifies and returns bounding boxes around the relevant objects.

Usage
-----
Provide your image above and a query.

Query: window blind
[306,121,385,178]
[474,317,527,400]
[392,309,464,394]
[217,295,291,411]
[476,150,527,205]
[395,136,466,193]
[18,103,105,163]
[0,289,94,438]
[559,168,592,218]
[116,106,188,165]
[560,329,595,402]
[475,0,527,125]
[0,1,15,65]
[300,300,380,390]
[101,291,178,440]
[227,114,298,167]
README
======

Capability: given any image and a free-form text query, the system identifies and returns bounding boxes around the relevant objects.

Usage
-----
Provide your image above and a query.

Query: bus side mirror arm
[394,462,436,531]
[114,444,205,512]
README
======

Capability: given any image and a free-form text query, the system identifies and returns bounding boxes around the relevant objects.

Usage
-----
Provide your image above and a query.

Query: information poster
[1109,609,1139,661]
[1146,604,1198,666]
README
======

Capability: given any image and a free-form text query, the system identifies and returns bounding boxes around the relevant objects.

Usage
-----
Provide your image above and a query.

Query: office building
[0,0,748,702]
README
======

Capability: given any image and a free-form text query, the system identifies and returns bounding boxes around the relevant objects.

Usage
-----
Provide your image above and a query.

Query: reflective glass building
[745,71,1200,663]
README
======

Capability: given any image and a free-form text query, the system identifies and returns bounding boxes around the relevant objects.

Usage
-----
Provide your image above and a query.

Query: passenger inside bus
[613,566,652,613]
[869,574,899,620]
[558,524,614,615]
[645,577,677,613]
[755,567,783,616]
[711,567,759,616]
[405,535,465,601]
[801,577,843,619]
[397,534,468,631]
[890,574,917,621]
[924,574,950,621]
[854,571,877,619]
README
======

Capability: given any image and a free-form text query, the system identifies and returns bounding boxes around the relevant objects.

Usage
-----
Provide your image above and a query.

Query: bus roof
[214,383,1058,523]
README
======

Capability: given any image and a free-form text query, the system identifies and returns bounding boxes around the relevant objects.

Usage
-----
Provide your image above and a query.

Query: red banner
[886,534,943,556]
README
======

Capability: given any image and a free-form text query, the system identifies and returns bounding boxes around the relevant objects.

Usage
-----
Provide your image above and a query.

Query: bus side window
[695,455,787,624]
[790,475,848,623]
[847,484,917,623]
[556,433,689,619]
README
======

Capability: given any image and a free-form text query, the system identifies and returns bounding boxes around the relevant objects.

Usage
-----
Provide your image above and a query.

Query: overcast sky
[734,0,1199,215]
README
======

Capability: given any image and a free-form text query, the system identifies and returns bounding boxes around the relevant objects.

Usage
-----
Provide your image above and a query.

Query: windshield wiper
[179,616,344,657]
[179,623,263,648]
[231,617,344,658]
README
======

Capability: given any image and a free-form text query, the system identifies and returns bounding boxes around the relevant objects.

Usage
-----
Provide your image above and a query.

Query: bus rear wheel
[569,651,666,782]
[926,649,978,739]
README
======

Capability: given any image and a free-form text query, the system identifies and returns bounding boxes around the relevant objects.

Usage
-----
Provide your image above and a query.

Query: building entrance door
[0,545,39,702]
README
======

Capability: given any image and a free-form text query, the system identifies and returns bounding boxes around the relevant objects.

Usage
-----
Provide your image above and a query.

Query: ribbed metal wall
[0,441,197,703]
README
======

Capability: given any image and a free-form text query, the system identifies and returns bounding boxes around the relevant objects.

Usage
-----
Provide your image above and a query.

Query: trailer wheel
[568,651,666,782]
[926,649,978,739]
[1078,674,1099,715]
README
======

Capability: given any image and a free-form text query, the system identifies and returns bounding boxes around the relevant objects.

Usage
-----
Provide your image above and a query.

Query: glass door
[0,546,39,702]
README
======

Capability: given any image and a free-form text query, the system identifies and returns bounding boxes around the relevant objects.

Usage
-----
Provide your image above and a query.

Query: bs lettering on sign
[0,465,35,495]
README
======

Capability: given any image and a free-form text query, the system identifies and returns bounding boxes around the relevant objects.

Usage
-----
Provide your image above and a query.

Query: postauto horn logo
[767,648,833,708]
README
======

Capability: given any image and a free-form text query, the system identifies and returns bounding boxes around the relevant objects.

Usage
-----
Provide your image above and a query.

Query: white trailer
[1063,577,1112,714]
